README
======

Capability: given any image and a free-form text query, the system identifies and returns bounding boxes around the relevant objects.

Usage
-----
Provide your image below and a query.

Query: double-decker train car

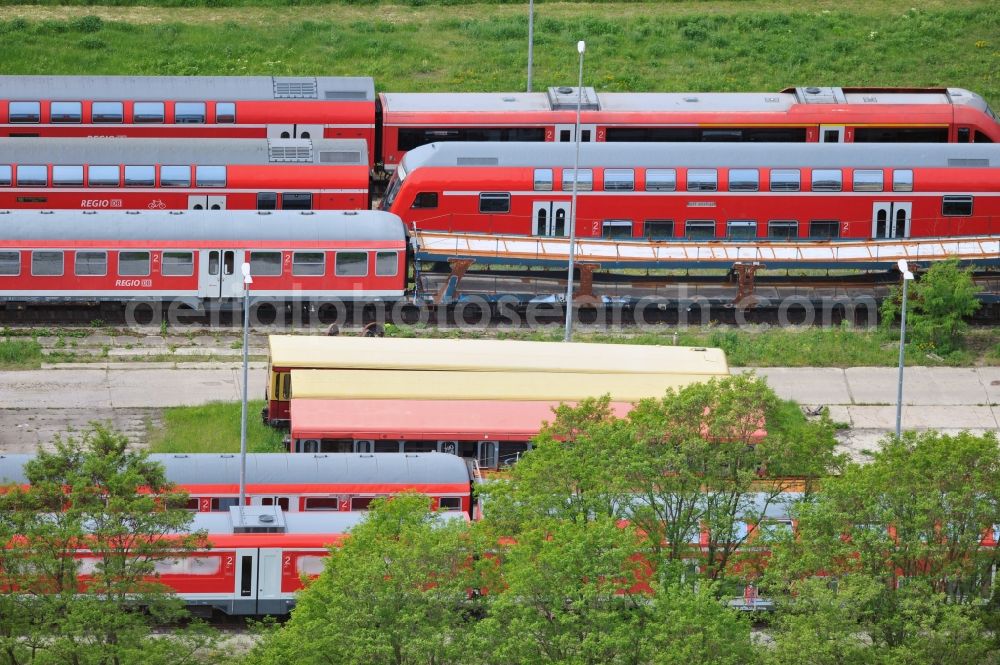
[0,452,474,515]
[0,75,378,168]
[382,141,1000,240]
[0,137,370,211]
[0,210,407,306]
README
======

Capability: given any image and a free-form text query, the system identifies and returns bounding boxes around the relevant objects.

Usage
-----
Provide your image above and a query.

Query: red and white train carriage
[382,141,1000,240]
[0,210,407,307]
[0,137,370,211]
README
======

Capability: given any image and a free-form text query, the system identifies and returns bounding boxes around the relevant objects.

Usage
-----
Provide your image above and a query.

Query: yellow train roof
[269,335,729,376]
[290,368,727,402]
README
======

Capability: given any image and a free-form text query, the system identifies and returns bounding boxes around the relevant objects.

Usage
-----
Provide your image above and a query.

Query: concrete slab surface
[739,367,851,405]
[844,367,989,406]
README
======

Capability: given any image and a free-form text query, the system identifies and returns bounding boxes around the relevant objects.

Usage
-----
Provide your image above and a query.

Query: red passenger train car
[0,137,370,211]
[0,75,378,168]
[382,141,1000,240]
[0,210,407,307]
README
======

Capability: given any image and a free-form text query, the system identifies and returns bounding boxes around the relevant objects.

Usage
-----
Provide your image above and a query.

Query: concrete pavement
[0,363,995,455]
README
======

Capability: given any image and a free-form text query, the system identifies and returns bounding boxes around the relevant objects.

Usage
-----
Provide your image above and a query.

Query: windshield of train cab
[381,164,407,210]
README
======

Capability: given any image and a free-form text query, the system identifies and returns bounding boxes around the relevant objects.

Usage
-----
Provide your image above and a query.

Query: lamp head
[577,40,586,54]
[241,262,253,285]
[897,259,908,273]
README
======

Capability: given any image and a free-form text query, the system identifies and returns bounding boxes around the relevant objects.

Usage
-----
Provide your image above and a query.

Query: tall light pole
[526,0,535,92]
[239,262,253,508]
[895,259,914,439]
[563,39,585,343]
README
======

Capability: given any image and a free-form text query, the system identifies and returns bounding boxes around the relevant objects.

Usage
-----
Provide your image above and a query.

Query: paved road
[0,363,996,455]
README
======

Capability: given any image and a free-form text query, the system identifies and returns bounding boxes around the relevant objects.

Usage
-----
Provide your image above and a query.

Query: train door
[235,548,257,612]
[198,249,245,299]
[819,125,845,143]
[188,196,227,211]
[267,125,323,140]
[477,440,499,470]
[256,549,283,612]
[532,201,571,236]
[555,124,597,143]
[871,202,912,239]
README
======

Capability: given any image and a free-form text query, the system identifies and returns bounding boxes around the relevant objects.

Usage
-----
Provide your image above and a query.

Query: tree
[248,493,476,665]
[0,423,215,665]
[880,258,981,355]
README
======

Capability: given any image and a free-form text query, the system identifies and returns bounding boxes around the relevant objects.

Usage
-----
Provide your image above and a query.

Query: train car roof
[268,335,729,374]
[291,398,634,440]
[0,137,368,166]
[0,210,405,243]
[0,76,376,102]
[290,368,726,402]
[399,141,1000,172]
[189,506,468,536]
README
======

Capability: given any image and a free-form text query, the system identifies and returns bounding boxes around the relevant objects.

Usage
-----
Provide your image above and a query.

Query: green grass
[147,400,286,454]
[0,339,45,367]
[0,5,995,107]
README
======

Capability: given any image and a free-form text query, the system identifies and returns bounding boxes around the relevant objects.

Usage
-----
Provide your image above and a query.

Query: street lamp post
[563,39,585,343]
[527,0,534,92]
[895,259,914,439]
[239,262,253,508]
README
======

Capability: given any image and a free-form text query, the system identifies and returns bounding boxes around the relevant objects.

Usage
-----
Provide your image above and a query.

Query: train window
[184,498,199,511]
[92,101,124,123]
[133,102,165,124]
[9,101,40,123]
[767,221,799,240]
[375,251,398,277]
[175,102,206,124]
[684,221,716,239]
[260,497,291,510]
[250,251,282,276]
[16,165,48,187]
[853,127,948,143]
[645,169,676,192]
[602,220,633,239]
[603,169,635,192]
[728,169,759,192]
[160,165,191,188]
[75,251,107,276]
[88,165,120,187]
[0,165,10,186]
[162,251,194,277]
[31,251,63,276]
[52,165,84,187]
[562,169,593,191]
[210,498,239,511]
[643,220,674,239]
[281,192,313,210]
[304,497,339,511]
[50,101,82,123]
[769,169,800,192]
[479,192,511,213]
[811,169,842,192]
[853,170,883,192]
[892,170,913,192]
[404,441,438,453]
[335,252,368,277]
[374,441,401,453]
[296,556,326,576]
[975,131,993,143]
[215,102,236,124]
[188,557,221,576]
[726,220,757,240]
[350,497,375,511]
[257,192,277,210]
[292,252,325,276]
[534,168,553,191]
[195,166,226,188]
[124,165,155,187]
[957,128,971,143]
[411,192,439,209]
[118,251,150,276]
[438,497,462,512]
[942,195,973,216]
[0,251,20,276]
[809,220,840,239]
[686,169,718,192]
[240,556,253,597]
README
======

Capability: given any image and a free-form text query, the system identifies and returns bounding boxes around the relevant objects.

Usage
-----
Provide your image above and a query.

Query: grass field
[0,3,995,106]
[146,400,287,453]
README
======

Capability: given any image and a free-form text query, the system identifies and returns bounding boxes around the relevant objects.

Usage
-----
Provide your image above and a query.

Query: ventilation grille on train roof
[546,86,600,111]
[457,157,499,166]
[268,140,314,163]
[320,150,362,164]
[324,90,369,101]
[273,77,319,99]
[795,86,846,104]
[948,158,990,167]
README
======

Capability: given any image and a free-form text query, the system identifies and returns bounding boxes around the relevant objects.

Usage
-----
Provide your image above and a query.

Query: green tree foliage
[0,424,217,665]
[881,258,981,355]
[248,493,476,665]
